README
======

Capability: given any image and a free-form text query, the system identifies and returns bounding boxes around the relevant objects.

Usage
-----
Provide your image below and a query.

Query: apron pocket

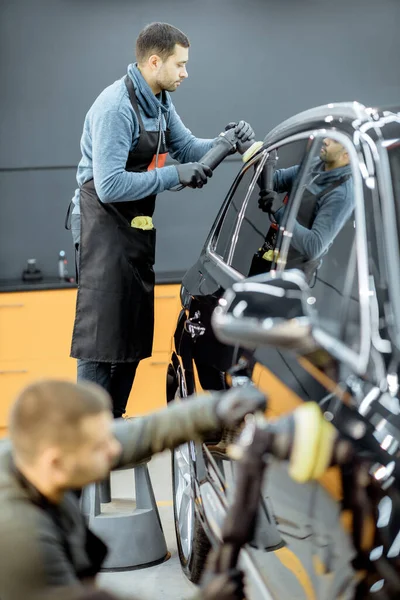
[117,224,156,266]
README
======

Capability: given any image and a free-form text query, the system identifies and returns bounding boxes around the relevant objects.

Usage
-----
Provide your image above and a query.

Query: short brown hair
[136,22,190,64]
[9,379,111,463]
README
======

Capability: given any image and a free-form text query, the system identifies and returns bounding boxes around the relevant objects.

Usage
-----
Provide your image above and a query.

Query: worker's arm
[290,183,354,260]
[273,165,300,194]
[113,387,266,469]
[91,109,180,203]
[167,104,215,163]
[258,166,301,222]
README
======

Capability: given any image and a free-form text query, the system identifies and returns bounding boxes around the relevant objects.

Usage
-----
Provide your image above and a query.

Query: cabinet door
[0,357,76,433]
[125,352,170,416]
[152,285,181,353]
[0,289,77,362]
[0,284,179,429]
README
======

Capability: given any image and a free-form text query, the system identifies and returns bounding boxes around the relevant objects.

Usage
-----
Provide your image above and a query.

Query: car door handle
[184,317,206,339]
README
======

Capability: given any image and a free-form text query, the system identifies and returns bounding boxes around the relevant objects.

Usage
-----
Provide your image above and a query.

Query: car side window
[213,156,265,262]
[229,138,312,277]
[277,135,360,351]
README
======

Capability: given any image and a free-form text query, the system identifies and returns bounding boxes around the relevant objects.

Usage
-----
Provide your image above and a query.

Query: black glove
[176,162,213,189]
[258,189,278,214]
[216,385,267,427]
[234,120,255,144]
[200,569,245,600]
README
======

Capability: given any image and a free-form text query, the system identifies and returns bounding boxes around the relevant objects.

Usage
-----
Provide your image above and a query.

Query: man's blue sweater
[274,160,354,260]
[71,64,215,214]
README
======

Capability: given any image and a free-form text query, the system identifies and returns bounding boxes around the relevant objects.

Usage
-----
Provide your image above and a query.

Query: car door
[219,131,371,599]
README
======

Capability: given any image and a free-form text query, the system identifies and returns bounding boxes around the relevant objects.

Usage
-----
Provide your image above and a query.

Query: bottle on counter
[58,250,69,281]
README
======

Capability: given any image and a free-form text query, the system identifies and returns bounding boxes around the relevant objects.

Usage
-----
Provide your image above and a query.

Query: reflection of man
[0,379,264,600]
[259,138,354,270]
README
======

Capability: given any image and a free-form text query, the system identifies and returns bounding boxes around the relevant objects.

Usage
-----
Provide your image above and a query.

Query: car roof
[262,101,400,148]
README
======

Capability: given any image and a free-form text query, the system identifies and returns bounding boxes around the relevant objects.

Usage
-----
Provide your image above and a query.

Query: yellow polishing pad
[289,402,322,484]
[311,417,337,479]
[288,402,337,483]
[242,140,264,163]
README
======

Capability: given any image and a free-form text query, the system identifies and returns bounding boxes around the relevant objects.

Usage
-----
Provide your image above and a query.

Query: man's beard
[156,76,179,93]
[163,82,178,92]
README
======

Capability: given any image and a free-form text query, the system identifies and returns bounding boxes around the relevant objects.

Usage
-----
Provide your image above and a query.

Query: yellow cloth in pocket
[262,249,280,262]
[262,249,274,262]
[130,216,154,230]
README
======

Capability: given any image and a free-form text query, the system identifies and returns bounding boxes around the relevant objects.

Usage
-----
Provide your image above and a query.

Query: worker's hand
[176,162,213,188]
[216,385,267,427]
[258,189,278,213]
[200,569,245,600]
[234,120,255,143]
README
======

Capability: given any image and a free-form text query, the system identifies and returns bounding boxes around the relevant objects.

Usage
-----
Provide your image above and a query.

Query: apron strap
[316,174,351,200]
[64,200,73,230]
[124,75,146,131]
[123,75,164,175]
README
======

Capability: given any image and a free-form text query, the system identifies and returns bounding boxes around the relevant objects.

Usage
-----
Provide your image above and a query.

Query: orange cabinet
[0,290,77,362]
[0,284,181,436]
[125,284,181,416]
[152,285,181,353]
[0,358,77,428]
[125,352,171,417]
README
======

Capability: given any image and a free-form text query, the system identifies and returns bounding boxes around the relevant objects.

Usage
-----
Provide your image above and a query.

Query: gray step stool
[80,461,169,571]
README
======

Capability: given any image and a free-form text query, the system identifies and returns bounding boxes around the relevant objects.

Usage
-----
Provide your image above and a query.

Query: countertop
[0,270,185,293]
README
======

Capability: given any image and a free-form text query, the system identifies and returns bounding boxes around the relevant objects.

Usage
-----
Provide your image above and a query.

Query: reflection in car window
[388,141,400,225]
[230,139,310,277]
[229,133,361,351]
[312,215,360,350]
[214,159,263,262]
[278,138,355,278]
[283,137,359,350]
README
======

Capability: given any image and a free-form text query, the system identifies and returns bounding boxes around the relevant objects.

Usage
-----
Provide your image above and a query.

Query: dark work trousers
[71,213,140,419]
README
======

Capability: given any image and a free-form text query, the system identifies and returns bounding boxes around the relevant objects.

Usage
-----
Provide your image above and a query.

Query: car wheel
[172,440,211,583]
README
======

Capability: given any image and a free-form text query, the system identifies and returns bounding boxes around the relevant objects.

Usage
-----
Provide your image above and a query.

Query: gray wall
[1,0,400,279]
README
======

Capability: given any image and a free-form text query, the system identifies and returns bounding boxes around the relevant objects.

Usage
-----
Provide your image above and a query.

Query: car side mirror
[211,270,318,353]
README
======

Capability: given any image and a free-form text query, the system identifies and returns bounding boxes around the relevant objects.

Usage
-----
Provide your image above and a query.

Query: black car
[166,102,400,599]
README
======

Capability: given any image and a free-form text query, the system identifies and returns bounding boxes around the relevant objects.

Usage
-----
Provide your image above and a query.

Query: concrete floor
[99,451,197,600]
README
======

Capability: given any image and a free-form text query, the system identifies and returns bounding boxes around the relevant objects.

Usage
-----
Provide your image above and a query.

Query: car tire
[169,365,212,583]
[172,441,211,583]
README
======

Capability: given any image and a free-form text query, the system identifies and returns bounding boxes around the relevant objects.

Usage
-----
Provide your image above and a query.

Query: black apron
[249,176,350,283]
[71,75,169,362]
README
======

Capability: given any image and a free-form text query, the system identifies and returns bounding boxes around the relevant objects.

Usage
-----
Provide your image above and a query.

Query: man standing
[69,22,254,418]
[0,379,264,599]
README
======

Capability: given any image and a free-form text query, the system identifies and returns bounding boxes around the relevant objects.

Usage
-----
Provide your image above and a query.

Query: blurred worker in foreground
[0,379,264,600]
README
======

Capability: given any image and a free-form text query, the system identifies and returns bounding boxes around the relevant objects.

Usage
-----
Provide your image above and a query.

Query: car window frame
[375,126,400,351]
[206,150,268,283]
[210,151,268,258]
